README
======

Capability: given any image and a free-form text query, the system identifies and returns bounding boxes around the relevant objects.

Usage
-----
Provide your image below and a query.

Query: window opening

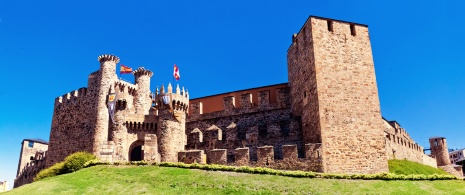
[327,20,333,32]
[350,24,356,36]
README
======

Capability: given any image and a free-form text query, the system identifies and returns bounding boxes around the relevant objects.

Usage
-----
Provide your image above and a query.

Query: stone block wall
[234,148,250,166]
[178,150,206,164]
[14,156,47,188]
[422,154,437,168]
[186,102,303,164]
[46,87,95,167]
[223,96,235,111]
[178,144,323,172]
[257,146,274,167]
[16,139,48,177]
[384,134,423,162]
[208,149,227,165]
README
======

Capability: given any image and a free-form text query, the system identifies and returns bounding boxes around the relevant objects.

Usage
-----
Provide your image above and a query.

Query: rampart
[382,120,429,163]
[14,151,47,188]
[185,85,311,169]
[179,144,322,172]
[46,87,95,167]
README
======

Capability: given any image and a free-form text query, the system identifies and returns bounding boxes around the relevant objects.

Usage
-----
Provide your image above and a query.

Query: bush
[84,159,110,168]
[62,152,96,173]
[34,162,65,181]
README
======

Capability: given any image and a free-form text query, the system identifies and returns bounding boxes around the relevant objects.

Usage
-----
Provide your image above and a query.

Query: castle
[14,16,462,188]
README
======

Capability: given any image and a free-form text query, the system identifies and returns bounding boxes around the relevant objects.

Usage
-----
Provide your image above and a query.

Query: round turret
[133,67,153,115]
[155,83,189,162]
[429,136,451,166]
[92,54,119,155]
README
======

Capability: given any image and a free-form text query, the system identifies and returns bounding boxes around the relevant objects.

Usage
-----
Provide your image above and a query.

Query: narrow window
[327,20,333,32]
[304,91,307,98]
[350,24,356,36]
[28,141,34,148]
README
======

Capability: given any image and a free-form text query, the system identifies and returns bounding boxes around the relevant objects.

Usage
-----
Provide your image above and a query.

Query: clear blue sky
[1,0,464,189]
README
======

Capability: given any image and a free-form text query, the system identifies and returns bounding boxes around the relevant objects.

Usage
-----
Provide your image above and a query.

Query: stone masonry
[287,16,388,173]
[429,137,463,177]
[14,139,48,188]
[16,139,48,177]
[16,15,442,187]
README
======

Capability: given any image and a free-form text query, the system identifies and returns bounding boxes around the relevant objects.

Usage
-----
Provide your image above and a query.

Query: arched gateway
[129,141,144,161]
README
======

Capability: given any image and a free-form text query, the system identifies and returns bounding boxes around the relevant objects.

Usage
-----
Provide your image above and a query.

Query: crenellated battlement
[133,67,153,78]
[54,87,88,108]
[115,80,137,95]
[97,54,120,63]
[178,144,322,172]
[188,86,291,121]
[14,151,47,188]
[155,83,189,113]
[385,131,423,153]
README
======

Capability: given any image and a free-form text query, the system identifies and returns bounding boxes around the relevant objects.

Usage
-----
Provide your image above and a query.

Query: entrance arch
[129,140,144,161]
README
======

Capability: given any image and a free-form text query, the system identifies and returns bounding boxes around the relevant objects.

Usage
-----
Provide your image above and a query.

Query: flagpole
[119,64,121,79]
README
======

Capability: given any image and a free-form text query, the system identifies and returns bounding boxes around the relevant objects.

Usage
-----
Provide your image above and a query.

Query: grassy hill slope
[6,165,465,195]
[388,159,450,175]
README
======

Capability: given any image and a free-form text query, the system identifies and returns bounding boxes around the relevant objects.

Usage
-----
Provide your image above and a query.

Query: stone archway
[129,140,144,161]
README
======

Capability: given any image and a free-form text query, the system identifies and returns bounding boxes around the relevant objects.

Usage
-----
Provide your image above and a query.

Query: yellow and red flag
[173,64,180,80]
[120,64,133,74]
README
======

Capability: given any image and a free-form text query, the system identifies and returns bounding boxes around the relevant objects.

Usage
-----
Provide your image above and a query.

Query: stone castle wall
[46,87,95,167]
[422,154,438,168]
[184,86,320,169]
[16,140,48,177]
[14,152,47,188]
[382,120,426,164]
[179,144,322,172]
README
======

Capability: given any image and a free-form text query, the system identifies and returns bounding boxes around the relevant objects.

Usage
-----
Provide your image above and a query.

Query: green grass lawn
[6,165,465,195]
[388,159,450,175]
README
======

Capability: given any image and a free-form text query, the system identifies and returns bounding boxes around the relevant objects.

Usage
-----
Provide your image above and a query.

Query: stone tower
[287,16,388,174]
[93,54,119,155]
[133,67,154,115]
[155,83,189,162]
[16,139,48,177]
[429,137,451,166]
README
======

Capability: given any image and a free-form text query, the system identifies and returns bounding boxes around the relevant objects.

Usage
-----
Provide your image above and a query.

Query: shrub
[84,159,110,168]
[62,151,96,173]
[34,162,65,181]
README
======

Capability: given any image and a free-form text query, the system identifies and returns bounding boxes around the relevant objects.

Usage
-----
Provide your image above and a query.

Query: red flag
[173,64,180,80]
[120,64,133,74]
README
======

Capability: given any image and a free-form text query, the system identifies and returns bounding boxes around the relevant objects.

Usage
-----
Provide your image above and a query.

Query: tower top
[155,83,189,114]
[133,67,153,77]
[97,54,120,63]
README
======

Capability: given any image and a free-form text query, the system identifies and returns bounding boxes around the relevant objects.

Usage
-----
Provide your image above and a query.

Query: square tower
[287,16,388,174]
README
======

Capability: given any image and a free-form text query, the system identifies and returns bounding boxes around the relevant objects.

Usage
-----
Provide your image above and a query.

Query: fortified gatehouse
[15,15,444,187]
